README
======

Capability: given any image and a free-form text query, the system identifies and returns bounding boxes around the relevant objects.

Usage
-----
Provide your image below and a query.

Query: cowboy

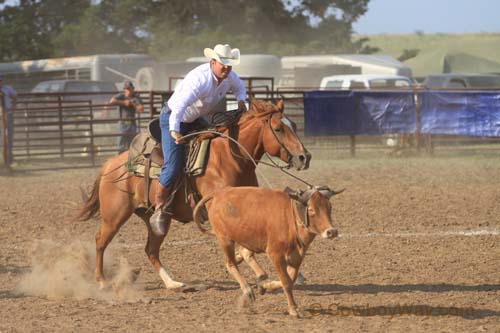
[108,80,144,154]
[150,43,247,236]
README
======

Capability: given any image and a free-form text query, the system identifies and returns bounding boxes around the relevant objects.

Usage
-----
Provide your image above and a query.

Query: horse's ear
[248,96,257,110]
[276,97,285,113]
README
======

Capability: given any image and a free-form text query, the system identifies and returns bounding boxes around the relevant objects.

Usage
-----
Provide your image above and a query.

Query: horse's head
[249,98,311,170]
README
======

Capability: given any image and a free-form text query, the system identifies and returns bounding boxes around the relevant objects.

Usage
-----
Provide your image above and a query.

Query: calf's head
[286,185,343,239]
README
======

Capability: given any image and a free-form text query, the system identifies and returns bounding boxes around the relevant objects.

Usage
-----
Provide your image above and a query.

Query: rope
[179,130,273,188]
[262,153,313,188]
[179,130,314,189]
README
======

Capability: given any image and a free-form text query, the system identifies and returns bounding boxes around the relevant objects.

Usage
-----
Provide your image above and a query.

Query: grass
[354,33,500,77]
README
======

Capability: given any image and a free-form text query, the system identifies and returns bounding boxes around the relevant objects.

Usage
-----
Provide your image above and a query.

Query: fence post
[149,90,155,118]
[57,95,64,157]
[89,100,95,166]
[0,92,10,169]
[414,87,422,153]
[350,135,356,157]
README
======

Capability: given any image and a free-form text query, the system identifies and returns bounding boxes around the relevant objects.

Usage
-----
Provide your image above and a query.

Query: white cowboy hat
[203,44,241,66]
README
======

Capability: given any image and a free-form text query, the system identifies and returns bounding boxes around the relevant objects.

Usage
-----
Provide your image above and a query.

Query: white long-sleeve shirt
[167,62,246,132]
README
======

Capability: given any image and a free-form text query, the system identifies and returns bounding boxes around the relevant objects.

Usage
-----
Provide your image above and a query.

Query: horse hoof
[98,280,109,290]
[166,281,185,290]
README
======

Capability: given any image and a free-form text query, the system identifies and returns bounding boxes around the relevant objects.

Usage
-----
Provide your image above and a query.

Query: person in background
[150,43,247,236]
[0,75,18,164]
[108,80,144,154]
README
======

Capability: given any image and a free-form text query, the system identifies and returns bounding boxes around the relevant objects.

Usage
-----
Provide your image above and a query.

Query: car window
[350,80,366,88]
[49,82,64,92]
[95,82,117,92]
[65,81,96,92]
[65,81,117,92]
[448,79,467,88]
[393,79,411,87]
[466,76,500,87]
[32,82,50,93]
[324,80,343,88]
[369,79,411,88]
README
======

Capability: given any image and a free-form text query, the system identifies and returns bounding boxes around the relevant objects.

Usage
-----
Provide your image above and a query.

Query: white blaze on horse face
[281,117,301,141]
[159,267,185,289]
[281,117,295,133]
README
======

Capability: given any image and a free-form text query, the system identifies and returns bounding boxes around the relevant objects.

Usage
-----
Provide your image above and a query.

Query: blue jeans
[158,105,208,188]
[118,120,137,154]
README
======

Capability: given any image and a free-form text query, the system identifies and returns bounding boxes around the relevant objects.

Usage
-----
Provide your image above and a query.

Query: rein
[290,198,308,250]
[179,129,274,188]
[181,108,312,189]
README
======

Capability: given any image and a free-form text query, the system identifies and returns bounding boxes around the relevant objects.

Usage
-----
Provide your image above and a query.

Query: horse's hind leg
[95,213,131,288]
[140,215,185,289]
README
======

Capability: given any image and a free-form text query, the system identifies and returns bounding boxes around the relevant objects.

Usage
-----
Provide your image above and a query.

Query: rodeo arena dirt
[1,90,500,332]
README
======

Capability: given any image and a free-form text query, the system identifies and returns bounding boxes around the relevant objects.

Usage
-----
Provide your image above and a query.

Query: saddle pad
[127,132,211,179]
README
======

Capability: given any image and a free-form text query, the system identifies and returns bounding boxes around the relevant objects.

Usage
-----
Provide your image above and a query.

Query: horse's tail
[193,195,214,235]
[76,172,101,221]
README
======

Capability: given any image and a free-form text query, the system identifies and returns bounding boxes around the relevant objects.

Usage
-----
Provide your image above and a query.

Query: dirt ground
[1,152,500,332]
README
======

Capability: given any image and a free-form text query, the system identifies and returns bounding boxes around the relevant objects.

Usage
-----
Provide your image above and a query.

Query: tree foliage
[0,0,375,62]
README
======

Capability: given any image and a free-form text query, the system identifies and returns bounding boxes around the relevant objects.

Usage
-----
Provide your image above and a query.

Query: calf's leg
[217,236,255,302]
[269,253,301,317]
[237,246,268,281]
[261,251,303,293]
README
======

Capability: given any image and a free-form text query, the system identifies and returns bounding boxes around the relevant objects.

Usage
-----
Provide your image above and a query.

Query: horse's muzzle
[291,151,312,170]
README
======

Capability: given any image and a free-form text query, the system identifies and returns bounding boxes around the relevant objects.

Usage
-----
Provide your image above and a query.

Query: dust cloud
[17,240,146,303]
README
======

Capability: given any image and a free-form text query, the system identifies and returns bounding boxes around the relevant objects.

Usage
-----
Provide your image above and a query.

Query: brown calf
[193,185,342,317]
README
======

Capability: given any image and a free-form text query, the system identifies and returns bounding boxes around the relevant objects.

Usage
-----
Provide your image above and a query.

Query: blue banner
[303,90,416,136]
[419,90,500,137]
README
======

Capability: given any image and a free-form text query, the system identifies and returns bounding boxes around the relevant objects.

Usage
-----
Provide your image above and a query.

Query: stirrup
[149,209,171,237]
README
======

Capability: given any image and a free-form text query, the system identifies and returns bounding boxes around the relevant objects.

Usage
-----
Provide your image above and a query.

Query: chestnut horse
[77,99,311,290]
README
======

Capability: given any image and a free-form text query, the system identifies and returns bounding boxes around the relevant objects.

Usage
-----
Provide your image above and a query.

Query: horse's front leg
[142,215,185,289]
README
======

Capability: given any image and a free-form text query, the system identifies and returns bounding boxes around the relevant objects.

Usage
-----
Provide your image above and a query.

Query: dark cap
[123,81,134,89]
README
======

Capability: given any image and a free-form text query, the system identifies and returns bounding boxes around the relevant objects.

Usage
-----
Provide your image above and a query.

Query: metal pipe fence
[2,88,500,169]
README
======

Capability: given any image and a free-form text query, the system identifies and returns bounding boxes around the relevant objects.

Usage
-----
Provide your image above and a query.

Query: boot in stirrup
[150,183,172,237]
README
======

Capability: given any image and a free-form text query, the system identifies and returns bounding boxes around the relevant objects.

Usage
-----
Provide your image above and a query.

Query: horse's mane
[238,99,279,125]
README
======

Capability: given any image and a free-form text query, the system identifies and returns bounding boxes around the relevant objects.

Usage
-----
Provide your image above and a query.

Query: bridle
[264,111,296,169]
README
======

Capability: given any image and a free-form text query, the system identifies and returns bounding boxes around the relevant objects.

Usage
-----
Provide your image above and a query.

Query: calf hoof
[257,274,268,282]
[295,272,306,285]
[289,307,304,318]
[238,288,256,309]
[257,284,266,295]
[244,288,256,302]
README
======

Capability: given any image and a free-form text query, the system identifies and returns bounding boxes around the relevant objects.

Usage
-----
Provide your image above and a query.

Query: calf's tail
[193,195,214,235]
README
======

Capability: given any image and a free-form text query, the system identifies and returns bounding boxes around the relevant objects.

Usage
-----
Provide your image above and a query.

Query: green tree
[0,0,374,61]
[0,0,91,61]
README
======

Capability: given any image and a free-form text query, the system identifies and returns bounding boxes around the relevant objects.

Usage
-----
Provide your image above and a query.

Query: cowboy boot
[149,183,173,237]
